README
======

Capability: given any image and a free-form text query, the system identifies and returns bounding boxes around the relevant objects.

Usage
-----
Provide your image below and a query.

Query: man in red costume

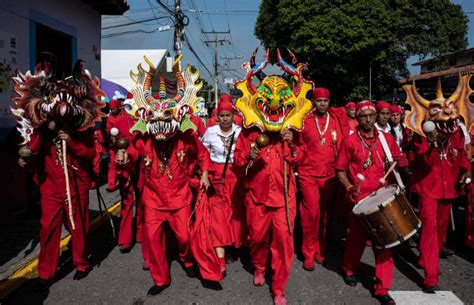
[106,99,141,253]
[19,122,95,288]
[389,105,405,148]
[345,101,358,134]
[116,129,212,295]
[91,127,105,189]
[298,87,349,271]
[334,101,408,305]
[412,125,471,292]
[234,127,304,305]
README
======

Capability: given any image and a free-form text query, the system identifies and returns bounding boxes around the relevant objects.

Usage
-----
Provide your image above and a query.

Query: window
[35,23,72,78]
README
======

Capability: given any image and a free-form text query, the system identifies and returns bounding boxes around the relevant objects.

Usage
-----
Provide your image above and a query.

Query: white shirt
[375,122,391,133]
[459,122,471,145]
[202,124,242,164]
[392,124,404,147]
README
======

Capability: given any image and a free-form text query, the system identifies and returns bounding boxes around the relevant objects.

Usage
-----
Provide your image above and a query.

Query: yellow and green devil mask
[125,54,202,141]
[403,75,474,137]
[234,49,313,133]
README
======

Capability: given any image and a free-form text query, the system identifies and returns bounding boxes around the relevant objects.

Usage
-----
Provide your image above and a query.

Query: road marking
[390,291,463,305]
[0,201,122,300]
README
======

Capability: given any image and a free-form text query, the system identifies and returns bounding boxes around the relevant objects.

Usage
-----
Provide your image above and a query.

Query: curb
[0,201,122,300]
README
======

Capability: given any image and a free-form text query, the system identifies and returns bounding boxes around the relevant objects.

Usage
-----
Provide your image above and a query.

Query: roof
[101,49,170,90]
[412,47,474,66]
[399,64,474,84]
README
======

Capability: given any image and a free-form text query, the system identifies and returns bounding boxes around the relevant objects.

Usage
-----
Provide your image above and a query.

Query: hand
[281,128,294,143]
[116,148,129,166]
[18,158,28,168]
[460,171,472,185]
[200,171,210,190]
[58,130,70,142]
[393,154,409,168]
[346,185,360,204]
[426,130,438,144]
[250,143,260,160]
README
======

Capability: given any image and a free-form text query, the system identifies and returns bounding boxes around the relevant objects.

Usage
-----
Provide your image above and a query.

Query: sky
[102,0,474,90]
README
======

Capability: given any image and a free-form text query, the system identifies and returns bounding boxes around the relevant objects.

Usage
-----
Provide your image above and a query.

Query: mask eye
[429,107,441,116]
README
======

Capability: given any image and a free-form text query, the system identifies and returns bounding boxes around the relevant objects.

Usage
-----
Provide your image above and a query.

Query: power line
[102,16,173,30]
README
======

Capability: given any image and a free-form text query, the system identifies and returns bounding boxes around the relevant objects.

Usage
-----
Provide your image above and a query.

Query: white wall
[0,0,102,140]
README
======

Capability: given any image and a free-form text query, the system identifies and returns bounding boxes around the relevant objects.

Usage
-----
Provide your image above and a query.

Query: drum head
[353,185,399,215]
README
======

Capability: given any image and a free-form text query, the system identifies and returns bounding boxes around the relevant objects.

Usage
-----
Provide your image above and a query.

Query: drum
[352,185,421,249]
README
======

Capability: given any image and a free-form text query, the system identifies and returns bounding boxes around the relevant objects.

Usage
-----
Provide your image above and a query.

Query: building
[414,47,474,74]
[0,0,128,215]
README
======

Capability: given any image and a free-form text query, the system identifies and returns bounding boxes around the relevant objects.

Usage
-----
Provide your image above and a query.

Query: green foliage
[255,0,468,102]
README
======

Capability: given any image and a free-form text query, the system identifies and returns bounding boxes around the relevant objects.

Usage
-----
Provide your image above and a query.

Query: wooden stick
[450,206,456,231]
[63,139,75,230]
[283,159,292,235]
[382,161,398,182]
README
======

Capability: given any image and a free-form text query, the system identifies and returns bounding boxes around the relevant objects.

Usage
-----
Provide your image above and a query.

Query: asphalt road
[4,219,474,305]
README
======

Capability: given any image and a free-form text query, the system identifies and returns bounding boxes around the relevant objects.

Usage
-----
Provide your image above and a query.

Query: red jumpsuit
[411,131,470,287]
[125,132,212,286]
[467,129,474,249]
[107,111,140,248]
[28,128,95,280]
[189,114,207,138]
[298,110,347,264]
[334,128,401,296]
[234,128,304,296]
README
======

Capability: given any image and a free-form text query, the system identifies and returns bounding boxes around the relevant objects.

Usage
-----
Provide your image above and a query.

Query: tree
[254,0,468,102]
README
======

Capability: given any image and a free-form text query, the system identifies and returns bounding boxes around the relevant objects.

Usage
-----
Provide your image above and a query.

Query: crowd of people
[15,67,473,305]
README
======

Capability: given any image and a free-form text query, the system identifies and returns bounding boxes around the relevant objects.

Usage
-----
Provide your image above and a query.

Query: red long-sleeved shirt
[412,131,470,199]
[28,128,95,198]
[125,132,212,210]
[234,128,305,207]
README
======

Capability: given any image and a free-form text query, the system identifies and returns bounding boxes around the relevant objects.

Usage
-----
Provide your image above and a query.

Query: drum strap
[378,132,405,190]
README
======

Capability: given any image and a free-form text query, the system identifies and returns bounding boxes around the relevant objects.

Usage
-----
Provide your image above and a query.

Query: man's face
[346,107,356,119]
[377,108,391,126]
[313,98,330,114]
[218,110,233,129]
[357,110,377,131]
[390,112,401,126]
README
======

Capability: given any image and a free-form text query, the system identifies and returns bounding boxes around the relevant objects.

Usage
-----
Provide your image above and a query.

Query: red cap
[217,100,234,113]
[398,105,405,115]
[345,102,356,109]
[109,100,122,109]
[312,87,330,100]
[356,100,376,116]
[219,94,233,104]
[389,105,400,114]
[376,101,391,112]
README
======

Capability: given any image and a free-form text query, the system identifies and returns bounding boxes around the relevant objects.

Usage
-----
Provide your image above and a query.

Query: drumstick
[450,207,456,231]
[379,161,397,185]
[356,173,365,194]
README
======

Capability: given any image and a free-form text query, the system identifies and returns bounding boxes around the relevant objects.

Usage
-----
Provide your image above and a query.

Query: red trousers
[342,214,393,296]
[38,192,90,280]
[118,176,138,246]
[246,194,296,295]
[144,205,193,286]
[299,175,336,263]
[418,196,452,287]
[108,150,117,189]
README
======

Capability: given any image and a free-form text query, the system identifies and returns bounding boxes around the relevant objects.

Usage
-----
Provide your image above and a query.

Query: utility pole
[174,0,183,55]
[203,32,230,108]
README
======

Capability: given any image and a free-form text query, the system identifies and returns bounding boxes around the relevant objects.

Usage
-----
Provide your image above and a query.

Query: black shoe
[202,280,223,291]
[439,248,454,259]
[423,285,440,294]
[119,244,132,253]
[73,269,90,281]
[147,284,169,296]
[343,274,358,286]
[374,294,396,305]
[32,278,51,291]
[184,265,196,278]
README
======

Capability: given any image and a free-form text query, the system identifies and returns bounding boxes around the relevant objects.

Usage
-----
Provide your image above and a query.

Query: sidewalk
[0,185,121,298]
